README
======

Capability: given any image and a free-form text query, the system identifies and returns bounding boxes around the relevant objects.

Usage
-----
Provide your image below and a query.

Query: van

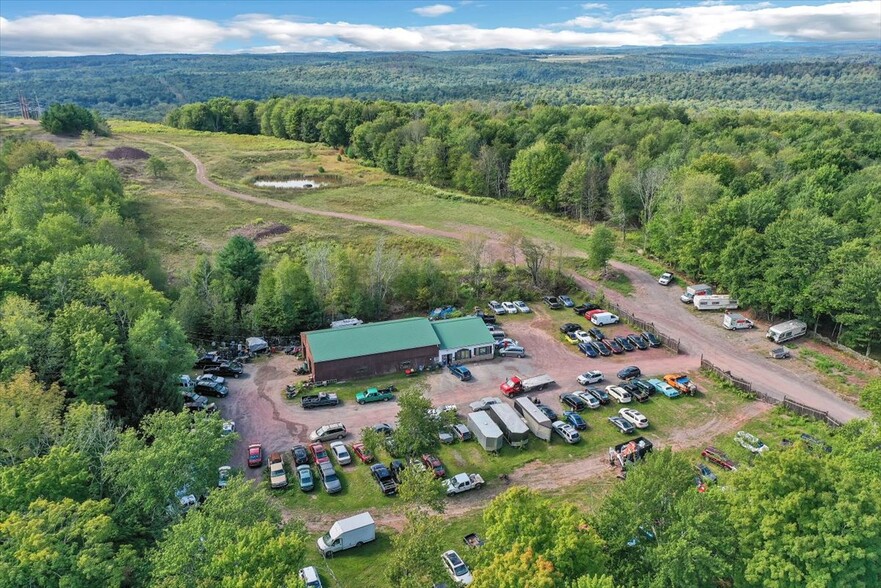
[498,345,525,358]
[680,284,713,303]
[317,512,376,556]
[723,313,754,330]
[309,423,347,442]
[590,312,619,326]
[766,320,808,344]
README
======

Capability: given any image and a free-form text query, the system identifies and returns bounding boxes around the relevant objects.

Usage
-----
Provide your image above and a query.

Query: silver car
[552,420,581,444]
[318,461,342,494]
[309,423,347,442]
[498,345,525,358]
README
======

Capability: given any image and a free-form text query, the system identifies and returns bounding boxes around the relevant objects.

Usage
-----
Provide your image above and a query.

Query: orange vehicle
[664,373,697,395]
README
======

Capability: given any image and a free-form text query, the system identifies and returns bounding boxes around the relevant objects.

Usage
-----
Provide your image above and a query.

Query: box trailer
[513,397,553,442]
[766,320,808,343]
[723,313,754,330]
[466,411,505,452]
[680,284,713,303]
[317,512,376,556]
[693,294,738,311]
[487,403,530,448]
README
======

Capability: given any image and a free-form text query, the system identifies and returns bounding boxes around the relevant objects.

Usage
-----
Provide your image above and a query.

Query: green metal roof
[304,317,440,363]
[431,316,495,350]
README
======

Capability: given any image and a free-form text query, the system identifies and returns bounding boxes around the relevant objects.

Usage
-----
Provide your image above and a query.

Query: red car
[310,443,329,464]
[584,309,606,319]
[421,454,446,478]
[247,443,263,468]
[352,442,374,464]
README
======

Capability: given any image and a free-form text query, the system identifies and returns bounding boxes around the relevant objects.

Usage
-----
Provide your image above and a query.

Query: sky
[0,0,879,56]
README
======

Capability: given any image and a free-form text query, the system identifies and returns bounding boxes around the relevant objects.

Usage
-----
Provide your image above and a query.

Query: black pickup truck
[370,463,398,496]
[300,392,340,409]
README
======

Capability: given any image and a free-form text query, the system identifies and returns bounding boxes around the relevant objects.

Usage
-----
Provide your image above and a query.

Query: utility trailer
[487,402,531,448]
[466,411,504,452]
[513,397,553,442]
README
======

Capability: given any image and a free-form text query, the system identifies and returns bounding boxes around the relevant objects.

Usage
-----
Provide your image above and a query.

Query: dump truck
[301,392,340,409]
[500,374,554,397]
[664,373,697,395]
[444,472,485,495]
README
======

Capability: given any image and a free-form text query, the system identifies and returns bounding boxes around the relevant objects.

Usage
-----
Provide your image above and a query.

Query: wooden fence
[700,356,842,427]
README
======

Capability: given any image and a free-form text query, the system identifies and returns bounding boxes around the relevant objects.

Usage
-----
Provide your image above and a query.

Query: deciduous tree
[0,370,64,465]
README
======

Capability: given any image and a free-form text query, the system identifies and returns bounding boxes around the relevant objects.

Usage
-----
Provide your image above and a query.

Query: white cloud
[580,3,608,9]
[412,4,455,17]
[0,1,878,56]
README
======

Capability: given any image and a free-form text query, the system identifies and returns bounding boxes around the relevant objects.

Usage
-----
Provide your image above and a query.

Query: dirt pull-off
[104,146,151,160]
[229,221,291,243]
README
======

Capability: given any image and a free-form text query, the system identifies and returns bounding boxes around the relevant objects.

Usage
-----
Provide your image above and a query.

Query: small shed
[466,411,504,452]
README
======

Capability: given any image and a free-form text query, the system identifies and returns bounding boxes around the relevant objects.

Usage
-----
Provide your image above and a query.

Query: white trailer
[693,294,738,311]
[680,284,713,303]
[317,512,376,556]
[513,397,553,442]
[487,403,530,448]
[466,411,504,452]
[766,320,808,343]
[723,313,754,330]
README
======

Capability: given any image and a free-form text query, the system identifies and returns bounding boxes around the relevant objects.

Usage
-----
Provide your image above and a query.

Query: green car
[355,386,396,404]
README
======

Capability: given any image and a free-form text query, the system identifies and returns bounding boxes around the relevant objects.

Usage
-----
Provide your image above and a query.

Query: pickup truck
[663,373,697,395]
[499,374,554,397]
[355,386,396,404]
[444,472,485,495]
[301,392,340,409]
[370,463,398,496]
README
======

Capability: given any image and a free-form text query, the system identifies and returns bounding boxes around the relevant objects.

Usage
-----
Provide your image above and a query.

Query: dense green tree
[0,446,93,513]
[508,141,569,210]
[62,329,122,406]
[91,273,168,333]
[385,511,449,588]
[586,225,616,272]
[0,371,64,465]
[0,295,50,380]
[252,256,322,335]
[30,244,129,310]
[392,388,441,458]
[59,402,119,494]
[40,102,108,136]
[396,465,447,513]
[215,236,264,319]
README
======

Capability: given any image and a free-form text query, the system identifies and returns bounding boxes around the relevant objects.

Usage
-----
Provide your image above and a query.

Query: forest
[1,43,879,120]
[164,95,881,355]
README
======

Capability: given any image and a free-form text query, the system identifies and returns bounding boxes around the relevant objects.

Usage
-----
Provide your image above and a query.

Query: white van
[590,312,619,326]
[317,512,376,556]
[766,320,807,343]
[723,313,754,330]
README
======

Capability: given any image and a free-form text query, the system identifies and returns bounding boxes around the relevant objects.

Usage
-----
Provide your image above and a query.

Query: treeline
[166,96,881,353]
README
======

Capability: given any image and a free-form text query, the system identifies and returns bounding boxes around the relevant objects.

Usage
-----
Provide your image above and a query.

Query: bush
[40,103,109,136]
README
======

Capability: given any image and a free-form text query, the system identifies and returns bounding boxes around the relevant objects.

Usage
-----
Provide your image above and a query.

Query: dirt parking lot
[216,309,693,478]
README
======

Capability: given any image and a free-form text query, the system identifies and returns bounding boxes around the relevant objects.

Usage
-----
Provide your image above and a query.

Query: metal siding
[312,345,439,381]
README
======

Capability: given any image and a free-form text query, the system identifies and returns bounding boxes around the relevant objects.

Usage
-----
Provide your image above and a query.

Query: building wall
[308,345,440,381]
[438,344,495,365]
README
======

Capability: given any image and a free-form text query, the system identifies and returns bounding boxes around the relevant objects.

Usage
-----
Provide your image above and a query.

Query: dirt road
[161,139,863,423]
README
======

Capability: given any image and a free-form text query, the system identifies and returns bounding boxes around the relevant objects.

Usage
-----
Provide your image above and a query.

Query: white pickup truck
[444,472,485,495]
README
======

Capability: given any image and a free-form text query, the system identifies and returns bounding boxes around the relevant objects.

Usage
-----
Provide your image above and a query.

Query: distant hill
[1,42,878,120]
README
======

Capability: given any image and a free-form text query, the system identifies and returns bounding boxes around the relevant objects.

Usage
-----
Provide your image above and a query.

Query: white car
[495,337,519,348]
[513,300,531,313]
[329,441,352,465]
[658,272,674,286]
[217,465,231,488]
[575,391,601,410]
[577,371,604,385]
[197,373,226,385]
[221,420,236,435]
[552,420,581,444]
[428,404,458,419]
[488,300,506,314]
[606,385,633,404]
[442,550,473,585]
[299,566,323,588]
[573,330,593,344]
[501,301,518,314]
[619,408,649,429]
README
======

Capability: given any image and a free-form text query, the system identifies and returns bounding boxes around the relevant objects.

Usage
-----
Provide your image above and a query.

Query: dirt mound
[229,221,291,242]
[104,146,150,160]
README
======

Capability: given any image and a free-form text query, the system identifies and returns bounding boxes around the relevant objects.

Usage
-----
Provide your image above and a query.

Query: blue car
[563,411,588,431]
[448,364,472,381]
[578,342,598,358]
[558,295,575,308]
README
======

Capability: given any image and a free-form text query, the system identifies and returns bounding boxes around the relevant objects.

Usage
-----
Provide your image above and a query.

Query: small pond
[254,179,323,189]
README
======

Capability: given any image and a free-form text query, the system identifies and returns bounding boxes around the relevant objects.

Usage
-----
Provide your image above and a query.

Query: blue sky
[1,1,879,55]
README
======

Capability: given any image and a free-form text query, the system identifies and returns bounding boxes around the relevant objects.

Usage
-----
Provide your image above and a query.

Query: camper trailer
[723,313,754,330]
[487,403,530,448]
[693,294,738,311]
[466,411,504,452]
[513,397,553,442]
[680,284,713,303]
[766,320,808,344]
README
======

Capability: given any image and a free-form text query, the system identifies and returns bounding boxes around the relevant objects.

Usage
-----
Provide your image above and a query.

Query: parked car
[589,327,605,340]
[442,550,473,586]
[352,442,374,464]
[608,416,635,434]
[309,423,347,442]
[513,300,531,313]
[735,431,769,454]
[573,330,592,344]
[218,465,231,488]
[575,303,601,315]
[577,371,604,385]
[627,334,649,350]
[355,386,395,404]
[560,322,582,333]
[310,443,330,464]
[330,441,352,465]
[453,424,472,441]
[543,296,563,309]
[563,410,588,430]
[390,459,406,482]
[770,347,791,359]
[291,444,309,466]
[558,295,575,307]
[318,461,342,494]
[619,408,649,429]
[501,301,518,314]
[269,453,288,489]
[701,446,737,471]
[658,272,674,286]
[299,566,322,588]
[488,300,506,314]
[203,361,243,378]
[648,378,680,398]
[247,443,263,468]
[594,340,612,356]
[633,379,654,396]
[615,336,635,352]
[498,345,526,358]
[370,463,398,495]
[578,341,599,358]
[552,420,581,444]
[590,312,619,326]
[575,391,601,409]
[194,380,229,398]
[642,331,662,348]
[606,385,632,404]
[625,382,650,403]
[585,386,610,405]
[606,338,624,354]
[560,393,587,411]
[494,337,519,348]
[193,352,222,369]
[799,433,832,453]
[617,366,642,380]
[222,420,236,435]
[449,364,473,381]
[197,373,225,385]
[536,404,558,421]
[421,454,446,478]
[695,463,717,484]
[563,331,580,344]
